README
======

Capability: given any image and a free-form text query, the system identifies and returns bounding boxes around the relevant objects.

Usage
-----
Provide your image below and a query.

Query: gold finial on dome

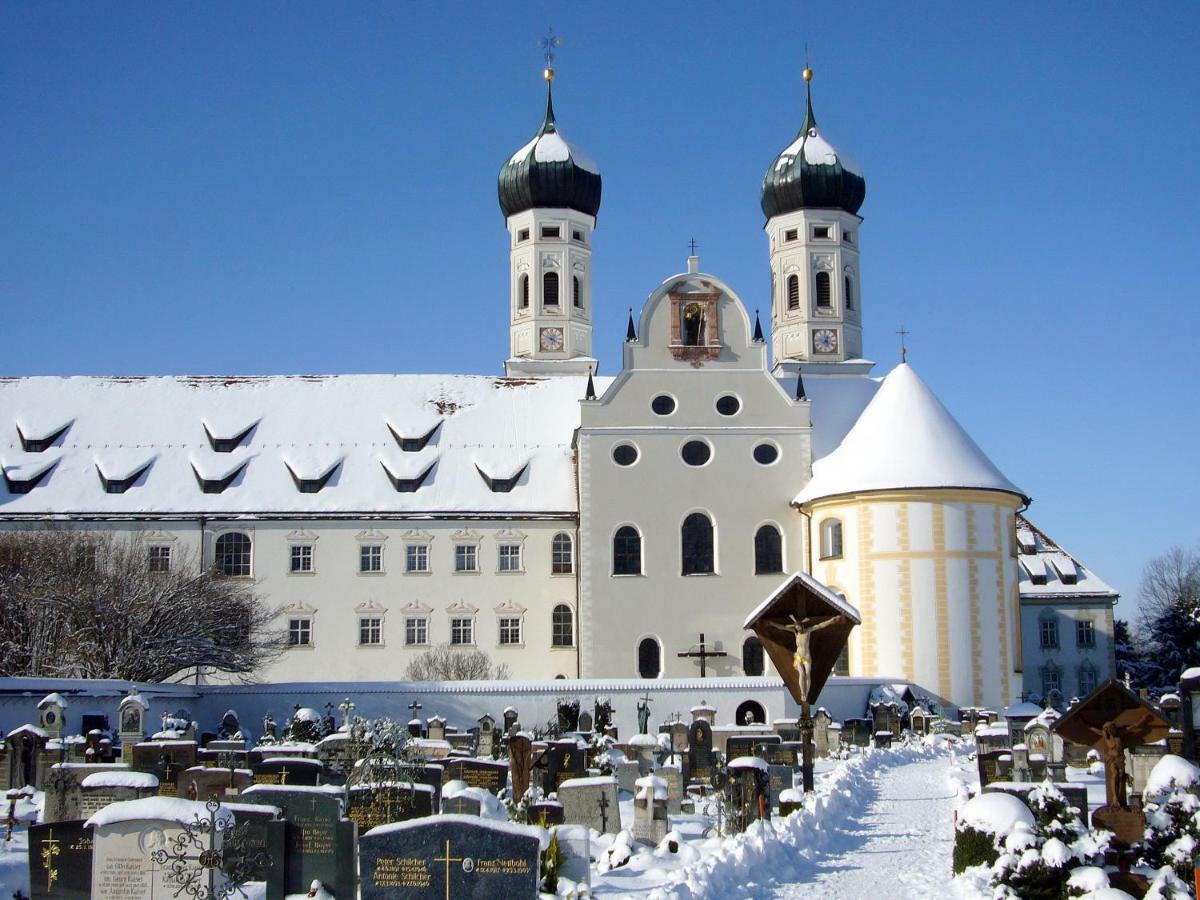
[802,67,813,82]
[803,42,813,82]
[544,66,554,83]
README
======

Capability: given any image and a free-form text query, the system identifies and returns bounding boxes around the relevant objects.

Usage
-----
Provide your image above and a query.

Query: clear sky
[3,3,1197,623]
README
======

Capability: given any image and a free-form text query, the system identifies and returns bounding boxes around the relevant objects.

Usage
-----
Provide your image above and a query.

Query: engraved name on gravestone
[359,815,541,900]
[442,758,508,795]
[241,786,356,900]
[253,758,322,786]
[347,784,434,834]
[29,819,92,900]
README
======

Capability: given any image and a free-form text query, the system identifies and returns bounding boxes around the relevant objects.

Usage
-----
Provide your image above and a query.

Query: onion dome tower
[500,57,601,377]
[762,67,868,372]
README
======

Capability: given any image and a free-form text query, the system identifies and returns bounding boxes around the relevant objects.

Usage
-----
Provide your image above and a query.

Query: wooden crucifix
[677,633,728,678]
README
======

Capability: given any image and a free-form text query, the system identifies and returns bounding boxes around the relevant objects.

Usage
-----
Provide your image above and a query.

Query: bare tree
[0,529,287,682]
[1135,544,1200,687]
[1138,545,1200,625]
[404,643,511,681]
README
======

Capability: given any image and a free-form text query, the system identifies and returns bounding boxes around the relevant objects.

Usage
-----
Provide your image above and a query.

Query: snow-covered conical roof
[794,363,1026,505]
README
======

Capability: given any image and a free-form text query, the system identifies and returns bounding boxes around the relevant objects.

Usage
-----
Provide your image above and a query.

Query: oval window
[651,395,676,416]
[612,444,639,467]
[716,395,741,416]
[753,443,779,465]
[681,440,712,466]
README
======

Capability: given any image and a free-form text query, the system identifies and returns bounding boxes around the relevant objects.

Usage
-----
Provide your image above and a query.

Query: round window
[716,395,741,416]
[681,440,712,466]
[612,443,639,466]
[651,394,676,416]
[753,443,780,465]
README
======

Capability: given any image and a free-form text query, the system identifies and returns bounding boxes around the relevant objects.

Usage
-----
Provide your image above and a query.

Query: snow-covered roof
[81,770,159,790]
[794,364,1026,505]
[0,374,607,516]
[1016,515,1118,600]
[509,130,599,175]
[37,692,68,710]
[743,571,862,629]
[1002,702,1044,720]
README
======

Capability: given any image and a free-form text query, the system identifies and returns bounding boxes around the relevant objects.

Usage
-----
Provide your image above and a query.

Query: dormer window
[285,461,340,494]
[2,459,58,494]
[191,461,247,494]
[387,421,441,452]
[540,226,561,239]
[381,460,435,493]
[204,421,256,453]
[16,422,71,453]
[97,461,152,494]
[813,225,832,239]
[476,463,527,493]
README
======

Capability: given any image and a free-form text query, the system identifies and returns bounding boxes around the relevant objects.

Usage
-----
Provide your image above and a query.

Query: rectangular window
[405,617,428,646]
[405,544,429,573]
[498,543,522,572]
[450,617,474,646]
[1078,668,1097,695]
[360,544,383,573]
[1041,668,1061,696]
[1076,620,1095,649]
[517,228,530,242]
[359,617,382,646]
[290,544,314,573]
[148,545,172,573]
[552,536,573,574]
[571,229,584,242]
[288,618,312,647]
[813,225,832,239]
[454,544,478,572]
[1039,619,1059,650]
[540,226,560,239]
[784,228,798,242]
[498,617,522,646]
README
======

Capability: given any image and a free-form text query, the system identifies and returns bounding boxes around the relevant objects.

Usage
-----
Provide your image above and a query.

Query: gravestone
[1010,745,1031,783]
[254,757,322,786]
[477,716,497,758]
[503,707,519,732]
[441,787,482,817]
[427,717,447,743]
[241,786,356,899]
[348,783,434,833]
[28,819,92,900]
[223,803,286,885]
[44,764,124,823]
[539,741,587,793]
[559,776,619,835]
[977,749,1010,788]
[632,775,669,845]
[616,759,641,794]
[827,723,842,755]
[530,800,564,826]
[687,721,715,782]
[726,759,770,834]
[79,770,159,819]
[508,733,532,801]
[725,735,770,762]
[657,764,684,815]
[131,741,197,782]
[413,763,445,811]
[180,766,253,801]
[577,711,594,734]
[768,764,792,808]
[359,814,541,899]
[627,735,658,775]
[556,824,591,889]
[691,702,716,724]
[669,722,689,758]
[442,758,508,795]
[812,709,834,757]
[763,743,800,768]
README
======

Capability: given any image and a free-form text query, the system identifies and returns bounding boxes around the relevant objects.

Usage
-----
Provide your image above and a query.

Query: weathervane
[540,27,562,79]
[897,326,910,363]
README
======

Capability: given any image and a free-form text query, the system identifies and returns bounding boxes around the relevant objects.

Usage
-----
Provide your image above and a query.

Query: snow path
[772,754,959,899]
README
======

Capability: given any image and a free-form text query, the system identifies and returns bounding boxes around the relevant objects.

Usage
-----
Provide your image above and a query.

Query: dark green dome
[499,79,602,219]
[761,86,865,219]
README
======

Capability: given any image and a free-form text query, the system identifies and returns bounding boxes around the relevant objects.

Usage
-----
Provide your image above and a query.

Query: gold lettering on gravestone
[372,857,431,888]
[475,857,530,876]
[158,782,178,797]
[462,768,498,790]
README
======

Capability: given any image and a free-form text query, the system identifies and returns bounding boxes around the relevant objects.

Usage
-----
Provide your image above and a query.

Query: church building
[0,63,1116,709]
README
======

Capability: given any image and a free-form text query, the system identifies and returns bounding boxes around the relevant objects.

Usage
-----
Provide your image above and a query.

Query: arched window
[543,271,559,306]
[573,276,582,308]
[815,271,831,309]
[786,274,800,310]
[613,526,642,575]
[742,636,765,676]
[520,275,529,309]
[215,531,252,577]
[552,604,574,647]
[637,637,661,679]
[735,700,766,725]
[682,302,705,346]
[819,519,843,560]
[551,532,574,575]
[681,512,714,575]
[754,524,783,574]
[844,275,854,311]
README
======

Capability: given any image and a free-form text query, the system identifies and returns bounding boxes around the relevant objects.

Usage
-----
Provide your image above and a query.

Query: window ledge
[449,643,477,649]
[818,555,843,562]
[357,571,386,577]
[453,570,481,576]
[288,644,316,651]
[357,643,386,650]
[497,643,526,650]
[611,573,644,578]
[403,643,430,649]
[403,570,432,577]
[551,572,575,578]
[681,572,718,577]
[497,570,525,576]
[550,645,576,651]
[287,571,316,577]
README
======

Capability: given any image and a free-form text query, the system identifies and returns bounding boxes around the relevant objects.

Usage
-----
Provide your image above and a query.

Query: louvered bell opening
[543,272,559,306]
[787,275,800,310]
[815,272,832,308]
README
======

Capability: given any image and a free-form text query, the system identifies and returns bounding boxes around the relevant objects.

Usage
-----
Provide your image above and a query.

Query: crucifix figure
[775,615,841,709]
[677,632,729,678]
[339,698,355,731]
[1100,722,1129,809]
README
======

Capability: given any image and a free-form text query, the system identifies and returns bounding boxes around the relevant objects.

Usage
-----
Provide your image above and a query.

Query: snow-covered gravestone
[79,770,159,820]
[559,775,620,835]
[632,774,668,845]
[37,693,67,740]
[87,797,231,899]
[118,691,150,763]
[811,709,833,757]
[616,759,641,794]
[726,757,770,834]
[657,764,684,814]
[628,733,658,775]
[555,824,591,889]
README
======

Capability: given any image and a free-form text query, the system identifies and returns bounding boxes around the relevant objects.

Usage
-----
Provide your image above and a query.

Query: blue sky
[3,3,1197,623]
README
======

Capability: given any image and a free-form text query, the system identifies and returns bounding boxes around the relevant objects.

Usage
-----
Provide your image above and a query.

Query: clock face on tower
[539,327,565,352]
[813,329,838,354]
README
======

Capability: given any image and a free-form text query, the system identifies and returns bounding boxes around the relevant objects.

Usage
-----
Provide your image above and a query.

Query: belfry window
[681,512,715,575]
[543,271,560,306]
[815,272,832,309]
[682,302,706,346]
[787,275,800,310]
[520,275,530,309]
[845,275,854,311]
[573,276,582,308]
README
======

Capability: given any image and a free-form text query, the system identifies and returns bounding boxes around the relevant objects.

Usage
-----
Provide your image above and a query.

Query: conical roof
[794,364,1026,505]
[498,76,602,219]
[761,77,865,219]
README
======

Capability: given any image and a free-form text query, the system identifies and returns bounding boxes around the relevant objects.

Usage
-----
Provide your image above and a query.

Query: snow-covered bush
[503,785,544,824]
[954,792,1034,873]
[1140,785,1200,885]
[1143,864,1193,900]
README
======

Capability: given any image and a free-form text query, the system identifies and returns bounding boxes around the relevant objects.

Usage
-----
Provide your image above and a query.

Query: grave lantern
[37,692,68,740]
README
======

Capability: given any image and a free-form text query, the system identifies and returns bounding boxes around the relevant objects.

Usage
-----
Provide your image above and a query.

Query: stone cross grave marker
[632,774,669,845]
[253,757,321,786]
[559,775,619,835]
[359,814,541,899]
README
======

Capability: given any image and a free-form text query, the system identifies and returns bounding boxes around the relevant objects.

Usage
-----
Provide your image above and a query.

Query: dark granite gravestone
[688,721,715,782]
[413,764,445,811]
[530,800,564,826]
[977,750,1010,788]
[442,758,508,795]
[724,736,764,761]
[768,765,792,808]
[180,766,253,801]
[226,804,287,884]
[842,718,873,747]
[347,784,434,833]
[577,711,594,734]
[254,757,322,786]
[776,727,802,743]
[442,791,482,817]
[241,786,356,900]
[726,762,770,834]
[764,743,801,767]
[28,819,92,900]
[539,741,587,793]
[359,814,541,900]
[131,741,197,781]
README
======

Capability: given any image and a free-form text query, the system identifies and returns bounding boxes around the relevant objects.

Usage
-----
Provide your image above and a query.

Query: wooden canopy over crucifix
[743,572,860,711]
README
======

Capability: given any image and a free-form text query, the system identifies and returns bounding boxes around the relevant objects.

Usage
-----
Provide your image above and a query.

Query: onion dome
[761,69,865,219]
[498,69,602,219]
[794,363,1028,506]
